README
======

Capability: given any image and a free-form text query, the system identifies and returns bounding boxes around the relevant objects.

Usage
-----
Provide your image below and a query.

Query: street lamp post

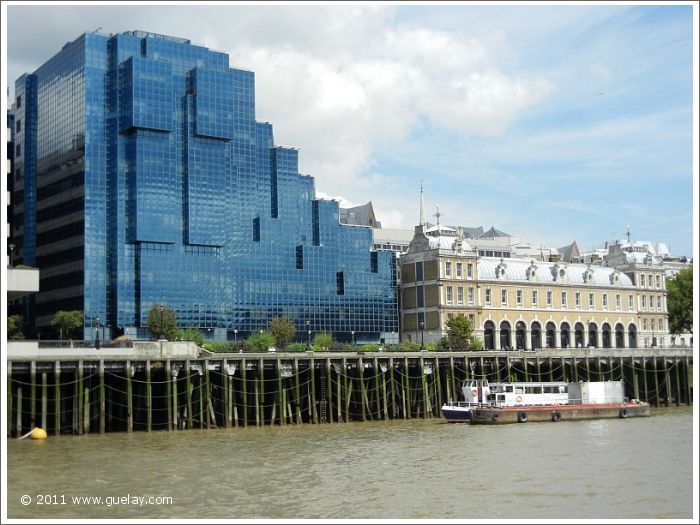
[159,303,165,340]
[306,321,311,351]
[351,330,355,346]
[95,317,101,349]
[234,329,238,342]
[419,320,425,350]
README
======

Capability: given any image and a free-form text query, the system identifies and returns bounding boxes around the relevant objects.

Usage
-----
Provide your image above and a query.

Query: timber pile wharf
[6,343,693,436]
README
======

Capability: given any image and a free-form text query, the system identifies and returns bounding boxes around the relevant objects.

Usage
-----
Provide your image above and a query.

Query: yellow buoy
[29,427,47,440]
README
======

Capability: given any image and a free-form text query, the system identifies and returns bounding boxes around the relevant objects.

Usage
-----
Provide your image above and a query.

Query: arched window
[500,320,512,350]
[615,323,624,348]
[515,321,526,350]
[574,322,585,348]
[628,324,638,348]
[602,323,611,349]
[546,322,556,348]
[560,322,571,348]
[588,323,598,348]
[531,321,542,350]
[484,321,495,350]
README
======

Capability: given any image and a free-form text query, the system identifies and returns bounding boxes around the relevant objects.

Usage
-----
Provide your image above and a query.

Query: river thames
[5,406,695,520]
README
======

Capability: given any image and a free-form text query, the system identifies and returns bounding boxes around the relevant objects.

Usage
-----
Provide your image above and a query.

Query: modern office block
[12,30,398,342]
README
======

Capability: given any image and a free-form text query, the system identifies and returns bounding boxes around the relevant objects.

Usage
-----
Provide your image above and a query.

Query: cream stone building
[400,225,669,349]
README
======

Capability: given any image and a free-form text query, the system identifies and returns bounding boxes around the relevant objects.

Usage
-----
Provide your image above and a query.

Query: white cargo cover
[567,381,624,404]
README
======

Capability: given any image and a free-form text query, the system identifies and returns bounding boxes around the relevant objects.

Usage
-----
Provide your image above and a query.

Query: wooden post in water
[420,357,430,419]
[7,365,13,438]
[434,356,443,413]
[126,360,133,433]
[83,384,90,434]
[254,367,260,427]
[381,361,388,421]
[77,361,83,434]
[55,362,61,436]
[186,360,193,429]
[390,358,397,419]
[403,357,411,419]
[685,356,692,406]
[171,365,179,430]
[447,356,455,403]
[641,357,649,404]
[343,358,351,423]
[258,359,265,426]
[145,361,152,432]
[30,361,37,430]
[310,359,318,424]
[276,358,284,426]
[326,358,333,424]
[673,357,681,406]
[294,358,302,424]
[16,388,22,438]
[664,359,671,407]
[204,361,212,428]
[373,357,381,420]
[358,358,366,421]
[336,361,342,423]
[41,372,47,431]
[652,357,661,406]
[632,357,640,400]
[166,359,172,431]
[240,359,247,426]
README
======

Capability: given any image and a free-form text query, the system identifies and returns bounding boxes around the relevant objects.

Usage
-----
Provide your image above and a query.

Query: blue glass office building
[12,30,398,342]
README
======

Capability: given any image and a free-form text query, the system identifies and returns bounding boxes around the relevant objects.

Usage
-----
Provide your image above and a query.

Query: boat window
[515,388,523,394]
[505,386,513,393]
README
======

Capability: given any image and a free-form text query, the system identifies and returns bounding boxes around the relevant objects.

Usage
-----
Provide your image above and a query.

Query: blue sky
[2,3,696,257]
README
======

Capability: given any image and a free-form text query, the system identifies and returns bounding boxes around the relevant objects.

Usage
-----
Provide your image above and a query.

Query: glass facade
[13,30,398,341]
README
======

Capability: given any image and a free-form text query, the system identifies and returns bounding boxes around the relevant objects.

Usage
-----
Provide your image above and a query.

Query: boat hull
[471,402,650,425]
[441,405,474,422]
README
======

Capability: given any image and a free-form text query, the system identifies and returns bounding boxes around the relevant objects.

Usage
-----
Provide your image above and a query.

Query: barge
[443,379,651,424]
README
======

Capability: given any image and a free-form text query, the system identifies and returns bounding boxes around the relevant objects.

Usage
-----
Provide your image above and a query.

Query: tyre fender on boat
[517,411,528,423]
[619,408,628,419]
[551,411,561,422]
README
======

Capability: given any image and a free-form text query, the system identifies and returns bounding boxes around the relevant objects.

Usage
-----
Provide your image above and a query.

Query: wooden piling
[294,358,302,424]
[16,388,22,438]
[55,362,61,436]
[420,357,430,419]
[374,358,381,420]
[145,361,151,432]
[7,365,13,438]
[41,372,47,431]
[77,361,83,434]
[309,360,318,424]
[343,358,351,422]
[30,361,37,430]
[186,360,193,429]
[276,358,284,426]
[172,366,179,430]
[326,358,333,424]
[390,357,397,418]
[241,359,248,426]
[83,386,90,434]
[358,358,366,421]
[126,360,133,433]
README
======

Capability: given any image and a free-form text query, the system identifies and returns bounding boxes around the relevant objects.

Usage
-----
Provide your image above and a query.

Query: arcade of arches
[481,320,638,350]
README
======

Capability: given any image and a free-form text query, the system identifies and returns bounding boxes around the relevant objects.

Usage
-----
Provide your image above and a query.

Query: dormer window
[583,264,594,283]
[553,263,567,281]
[610,270,620,285]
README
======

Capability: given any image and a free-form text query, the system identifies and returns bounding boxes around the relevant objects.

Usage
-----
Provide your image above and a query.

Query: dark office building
[11,30,398,342]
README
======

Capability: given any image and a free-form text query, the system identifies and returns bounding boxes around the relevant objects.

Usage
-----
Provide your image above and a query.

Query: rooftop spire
[419,181,425,227]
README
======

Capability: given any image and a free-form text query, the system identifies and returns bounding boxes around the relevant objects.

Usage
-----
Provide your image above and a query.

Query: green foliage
[173,327,204,346]
[312,332,333,351]
[247,331,276,352]
[203,341,237,353]
[269,317,296,349]
[286,342,307,352]
[50,310,83,340]
[444,316,481,351]
[667,266,693,334]
[8,315,24,340]
[146,304,177,340]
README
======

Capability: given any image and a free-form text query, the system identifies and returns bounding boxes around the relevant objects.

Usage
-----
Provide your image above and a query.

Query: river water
[5,406,695,520]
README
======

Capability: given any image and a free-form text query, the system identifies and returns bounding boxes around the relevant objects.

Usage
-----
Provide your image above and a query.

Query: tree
[246,331,276,352]
[146,304,177,340]
[312,332,333,352]
[269,317,296,349]
[8,315,24,340]
[667,266,693,334]
[445,316,481,351]
[50,310,83,340]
